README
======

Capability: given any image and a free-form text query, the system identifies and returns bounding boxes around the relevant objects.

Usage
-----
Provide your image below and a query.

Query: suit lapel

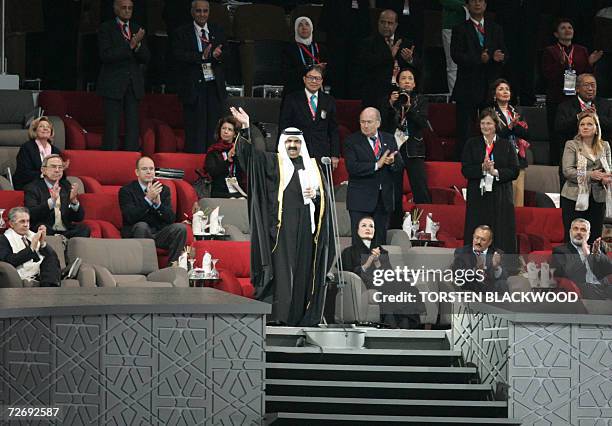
[300,92,313,121]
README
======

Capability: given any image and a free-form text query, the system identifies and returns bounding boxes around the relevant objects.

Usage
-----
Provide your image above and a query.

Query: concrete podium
[452,300,612,426]
[0,287,270,425]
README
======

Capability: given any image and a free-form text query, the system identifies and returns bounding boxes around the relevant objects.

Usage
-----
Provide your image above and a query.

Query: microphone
[320,157,332,165]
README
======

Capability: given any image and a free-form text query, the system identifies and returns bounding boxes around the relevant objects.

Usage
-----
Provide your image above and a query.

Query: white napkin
[540,263,550,286]
[527,262,540,287]
[208,207,220,234]
[425,213,433,235]
[202,252,212,274]
[178,251,188,270]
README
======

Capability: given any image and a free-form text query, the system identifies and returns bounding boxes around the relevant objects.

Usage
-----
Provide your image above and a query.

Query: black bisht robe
[236,129,335,326]
[462,136,519,254]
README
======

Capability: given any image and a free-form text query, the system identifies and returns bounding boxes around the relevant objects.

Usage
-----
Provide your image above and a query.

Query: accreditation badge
[201,63,215,81]
[320,110,327,120]
[394,128,408,149]
[563,69,577,96]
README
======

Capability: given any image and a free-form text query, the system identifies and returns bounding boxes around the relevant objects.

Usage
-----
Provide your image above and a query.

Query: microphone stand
[318,157,357,327]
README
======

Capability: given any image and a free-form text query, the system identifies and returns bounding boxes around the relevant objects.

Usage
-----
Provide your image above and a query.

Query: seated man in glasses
[24,154,90,239]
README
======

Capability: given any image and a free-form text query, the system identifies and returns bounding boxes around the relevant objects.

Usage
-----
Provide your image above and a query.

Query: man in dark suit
[24,155,90,239]
[96,0,150,151]
[0,207,61,287]
[451,0,506,159]
[551,218,612,300]
[555,74,612,153]
[360,9,419,108]
[451,225,508,293]
[119,157,187,263]
[173,0,227,153]
[345,107,404,246]
[278,65,340,168]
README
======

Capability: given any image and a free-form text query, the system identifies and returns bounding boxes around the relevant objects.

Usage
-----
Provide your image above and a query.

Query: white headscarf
[294,16,313,45]
[277,128,321,233]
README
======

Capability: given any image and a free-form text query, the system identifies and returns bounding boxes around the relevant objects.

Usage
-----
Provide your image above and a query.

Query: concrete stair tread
[266,412,521,424]
[266,363,476,374]
[266,379,491,390]
[266,346,461,356]
[266,326,448,339]
[266,396,506,407]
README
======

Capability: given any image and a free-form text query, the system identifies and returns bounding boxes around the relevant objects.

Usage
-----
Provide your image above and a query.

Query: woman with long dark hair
[204,116,246,198]
[489,79,530,206]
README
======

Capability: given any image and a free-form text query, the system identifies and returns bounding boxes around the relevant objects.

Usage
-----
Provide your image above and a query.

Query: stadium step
[264,327,520,425]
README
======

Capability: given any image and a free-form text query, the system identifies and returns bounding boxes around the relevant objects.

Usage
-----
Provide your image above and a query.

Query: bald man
[344,107,404,246]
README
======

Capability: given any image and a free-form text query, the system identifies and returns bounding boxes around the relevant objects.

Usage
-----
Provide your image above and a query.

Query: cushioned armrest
[92,264,117,287]
[0,175,13,190]
[225,224,249,241]
[147,267,189,287]
[77,263,97,287]
[387,229,412,250]
[47,116,66,151]
[336,270,369,323]
[77,176,105,193]
[0,262,23,288]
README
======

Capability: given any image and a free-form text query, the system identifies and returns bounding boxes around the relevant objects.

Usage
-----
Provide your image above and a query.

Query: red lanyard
[558,43,574,68]
[472,21,485,35]
[485,141,495,159]
[298,43,320,65]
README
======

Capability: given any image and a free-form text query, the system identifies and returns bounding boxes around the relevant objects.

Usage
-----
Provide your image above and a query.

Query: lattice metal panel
[0,313,266,425]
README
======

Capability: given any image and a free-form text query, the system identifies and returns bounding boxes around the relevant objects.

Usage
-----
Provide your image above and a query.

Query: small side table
[194,234,231,241]
[410,239,445,247]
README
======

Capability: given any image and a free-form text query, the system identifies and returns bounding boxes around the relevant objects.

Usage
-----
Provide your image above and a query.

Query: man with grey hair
[0,207,62,287]
[97,0,150,151]
[24,154,90,239]
[344,107,403,246]
[551,218,612,299]
[173,0,226,153]
[555,73,612,164]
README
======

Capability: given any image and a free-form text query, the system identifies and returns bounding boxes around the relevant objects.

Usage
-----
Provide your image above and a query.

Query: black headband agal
[282,129,303,136]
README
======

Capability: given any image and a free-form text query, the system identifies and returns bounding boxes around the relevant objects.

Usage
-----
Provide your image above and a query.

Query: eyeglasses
[580,83,596,88]
[44,164,64,170]
[305,76,323,82]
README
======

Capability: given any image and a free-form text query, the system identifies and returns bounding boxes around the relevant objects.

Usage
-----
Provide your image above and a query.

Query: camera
[391,84,411,108]
[397,90,410,106]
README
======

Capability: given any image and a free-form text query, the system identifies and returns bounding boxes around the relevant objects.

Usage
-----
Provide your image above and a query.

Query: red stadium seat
[413,204,465,248]
[38,90,151,150]
[424,103,457,161]
[192,240,254,298]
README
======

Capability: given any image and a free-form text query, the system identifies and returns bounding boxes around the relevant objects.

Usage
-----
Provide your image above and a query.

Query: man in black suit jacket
[345,107,404,246]
[451,225,508,293]
[24,155,90,239]
[451,0,506,159]
[119,157,187,263]
[555,74,612,156]
[0,207,61,287]
[551,218,612,300]
[96,0,150,151]
[173,0,227,153]
[360,9,419,108]
[278,65,340,167]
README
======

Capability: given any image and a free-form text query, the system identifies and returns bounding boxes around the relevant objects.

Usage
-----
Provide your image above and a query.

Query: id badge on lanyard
[563,68,577,96]
[201,63,215,82]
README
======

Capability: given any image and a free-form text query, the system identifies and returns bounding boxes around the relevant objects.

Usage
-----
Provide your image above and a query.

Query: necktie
[201,28,209,54]
[121,23,131,41]
[22,236,30,248]
[371,136,381,158]
[49,188,66,232]
[309,94,317,119]
[475,251,485,269]
[474,22,485,47]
